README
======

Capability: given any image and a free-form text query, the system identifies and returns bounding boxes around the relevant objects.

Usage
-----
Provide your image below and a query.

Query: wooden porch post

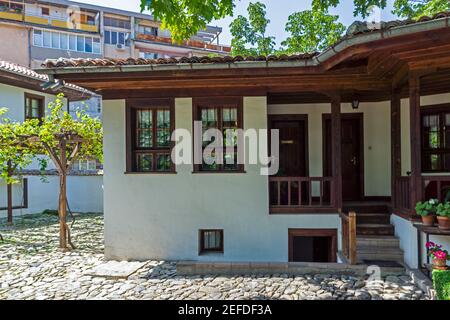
[391,89,401,209]
[409,72,422,208]
[331,96,342,210]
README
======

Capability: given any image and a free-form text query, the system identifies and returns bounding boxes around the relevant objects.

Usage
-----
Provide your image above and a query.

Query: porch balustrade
[393,176,412,214]
[269,176,336,213]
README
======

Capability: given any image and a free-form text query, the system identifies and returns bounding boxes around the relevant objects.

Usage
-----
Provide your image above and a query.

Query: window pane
[77,35,84,52]
[156,154,171,171]
[60,33,68,49]
[202,230,222,250]
[137,154,153,172]
[69,35,77,50]
[137,110,152,148]
[156,110,170,147]
[111,31,117,45]
[423,114,440,149]
[33,30,42,46]
[137,110,152,128]
[51,32,59,48]
[118,32,125,45]
[43,31,51,47]
[93,38,101,54]
[85,37,92,52]
[104,30,110,44]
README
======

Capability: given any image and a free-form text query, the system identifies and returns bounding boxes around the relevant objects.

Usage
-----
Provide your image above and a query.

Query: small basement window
[199,229,223,255]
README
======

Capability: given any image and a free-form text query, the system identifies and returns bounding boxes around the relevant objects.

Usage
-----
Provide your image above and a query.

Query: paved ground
[0,213,429,300]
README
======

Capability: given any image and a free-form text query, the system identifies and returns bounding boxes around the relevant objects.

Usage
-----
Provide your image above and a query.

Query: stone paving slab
[0,213,431,300]
[87,261,148,279]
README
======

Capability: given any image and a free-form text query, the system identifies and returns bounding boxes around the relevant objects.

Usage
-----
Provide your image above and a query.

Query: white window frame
[32,28,101,55]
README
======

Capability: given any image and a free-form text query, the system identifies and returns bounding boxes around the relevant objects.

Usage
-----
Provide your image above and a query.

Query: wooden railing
[422,175,450,202]
[393,176,412,213]
[340,211,357,265]
[269,176,336,213]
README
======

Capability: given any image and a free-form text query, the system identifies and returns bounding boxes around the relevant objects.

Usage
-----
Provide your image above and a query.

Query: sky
[76,0,399,46]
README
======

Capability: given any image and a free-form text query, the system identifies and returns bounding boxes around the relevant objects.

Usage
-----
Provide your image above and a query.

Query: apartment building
[0,0,230,69]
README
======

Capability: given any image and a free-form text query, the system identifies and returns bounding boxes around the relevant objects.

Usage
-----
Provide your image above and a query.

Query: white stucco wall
[103,97,341,261]
[0,83,103,217]
[268,101,391,197]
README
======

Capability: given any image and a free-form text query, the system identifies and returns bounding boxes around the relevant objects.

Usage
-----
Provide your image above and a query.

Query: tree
[281,10,345,54]
[229,2,275,56]
[139,0,450,42]
[0,95,103,249]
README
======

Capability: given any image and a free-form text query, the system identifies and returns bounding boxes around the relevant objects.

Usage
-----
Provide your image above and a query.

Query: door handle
[350,156,358,166]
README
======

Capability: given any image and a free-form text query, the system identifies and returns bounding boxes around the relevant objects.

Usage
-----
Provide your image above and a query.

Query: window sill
[198,251,224,256]
[124,171,177,175]
[192,170,246,174]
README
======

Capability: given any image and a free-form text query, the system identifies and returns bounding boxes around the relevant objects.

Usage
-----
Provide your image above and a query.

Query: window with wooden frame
[126,99,175,173]
[193,97,243,172]
[199,229,224,254]
[24,93,44,121]
[421,106,450,172]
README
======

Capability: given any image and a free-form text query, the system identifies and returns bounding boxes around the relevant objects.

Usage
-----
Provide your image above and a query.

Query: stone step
[357,247,404,262]
[357,224,395,236]
[356,213,391,225]
[357,236,400,249]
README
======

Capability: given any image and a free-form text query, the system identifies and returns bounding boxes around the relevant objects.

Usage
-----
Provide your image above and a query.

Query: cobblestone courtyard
[0,213,429,300]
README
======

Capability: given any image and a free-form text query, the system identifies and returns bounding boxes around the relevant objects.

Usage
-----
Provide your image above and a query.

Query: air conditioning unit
[115,43,125,50]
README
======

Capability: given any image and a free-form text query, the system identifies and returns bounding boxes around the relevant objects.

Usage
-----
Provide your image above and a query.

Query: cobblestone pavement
[0,213,429,300]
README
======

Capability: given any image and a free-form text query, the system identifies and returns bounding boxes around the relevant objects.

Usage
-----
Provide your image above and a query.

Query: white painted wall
[103,97,341,261]
[0,83,103,217]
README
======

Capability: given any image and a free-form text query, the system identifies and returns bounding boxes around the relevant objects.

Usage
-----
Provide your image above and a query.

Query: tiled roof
[0,60,90,95]
[42,12,450,69]
[42,53,318,68]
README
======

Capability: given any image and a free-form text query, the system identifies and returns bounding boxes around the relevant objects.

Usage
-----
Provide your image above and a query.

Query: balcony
[21,11,99,33]
[135,33,231,53]
[0,4,23,22]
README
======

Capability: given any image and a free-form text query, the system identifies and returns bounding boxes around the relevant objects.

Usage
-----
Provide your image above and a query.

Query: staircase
[343,203,405,267]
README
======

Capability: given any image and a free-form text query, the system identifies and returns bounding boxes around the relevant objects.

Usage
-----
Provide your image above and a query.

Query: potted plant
[415,199,438,226]
[427,242,449,270]
[436,202,450,230]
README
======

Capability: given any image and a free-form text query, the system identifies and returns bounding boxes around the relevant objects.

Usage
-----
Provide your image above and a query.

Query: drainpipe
[27,28,32,68]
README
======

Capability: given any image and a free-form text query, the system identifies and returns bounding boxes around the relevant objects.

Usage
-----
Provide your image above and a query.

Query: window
[104,30,111,44]
[111,31,117,45]
[25,94,44,121]
[41,7,49,16]
[76,35,84,52]
[118,32,125,45]
[138,25,158,36]
[93,37,101,54]
[199,230,224,254]
[33,29,42,46]
[422,107,450,172]
[104,16,131,29]
[85,36,92,53]
[140,52,159,59]
[127,99,175,173]
[60,33,68,50]
[193,98,243,172]
[51,32,59,48]
[72,159,98,171]
[69,34,77,51]
[43,30,51,47]
[104,31,129,46]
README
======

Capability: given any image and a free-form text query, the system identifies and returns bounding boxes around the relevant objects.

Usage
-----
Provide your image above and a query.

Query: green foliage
[393,0,450,19]
[42,209,59,216]
[229,2,275,56]
[432,270,450,300]
[437,202,450,217]
[281,10,345,54]
[139,1,450,45]
[415,199,438,217]
[140,0,234,43]
[0,94,103,183]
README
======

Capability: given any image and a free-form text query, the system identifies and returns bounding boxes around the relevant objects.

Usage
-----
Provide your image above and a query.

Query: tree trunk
[7,182,12,224]
[59,173,67,249]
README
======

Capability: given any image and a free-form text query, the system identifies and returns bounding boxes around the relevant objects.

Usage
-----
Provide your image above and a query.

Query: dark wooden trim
[270,207,339,214]
[24,92,45,121]
[288,228,338,263]
[409,72,422,206]
[125,98,175,173]
[391,90,402,206]
[323,112,364,201]
[198,229,224,255]
[363,196,391,202]
[192,96,244,173]
[268,114,310,177]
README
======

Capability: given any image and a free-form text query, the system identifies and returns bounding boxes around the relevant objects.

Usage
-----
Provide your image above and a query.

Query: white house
[0,60,103,219]
[39,15,450,272]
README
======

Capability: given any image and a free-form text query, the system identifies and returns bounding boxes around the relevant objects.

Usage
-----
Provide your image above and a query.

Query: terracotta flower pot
[432,258,447,269]
[437,216,450,230]
[421,215,435,226]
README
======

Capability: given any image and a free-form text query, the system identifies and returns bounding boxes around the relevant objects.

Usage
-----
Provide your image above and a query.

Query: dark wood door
[270,117,307,177]
[324,115,363,201]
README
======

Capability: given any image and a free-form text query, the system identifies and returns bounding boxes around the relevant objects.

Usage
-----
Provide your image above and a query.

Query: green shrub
[432,270,450,300]
[41,209,58,216]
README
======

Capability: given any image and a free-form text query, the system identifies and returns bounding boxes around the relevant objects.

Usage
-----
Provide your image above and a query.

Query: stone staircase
[343,203,405,267]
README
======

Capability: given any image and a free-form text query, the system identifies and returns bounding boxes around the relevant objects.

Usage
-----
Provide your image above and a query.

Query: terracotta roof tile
[0,60,90,95]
